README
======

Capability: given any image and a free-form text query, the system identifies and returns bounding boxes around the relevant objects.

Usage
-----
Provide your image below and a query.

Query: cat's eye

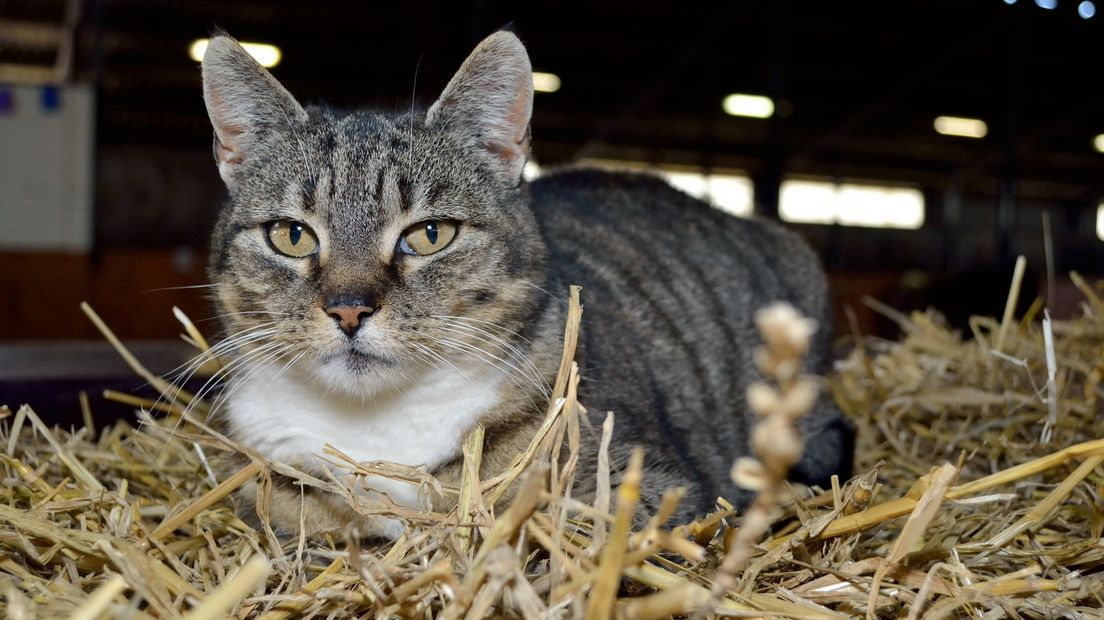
[398,220,458,256]
[265,220,319,258]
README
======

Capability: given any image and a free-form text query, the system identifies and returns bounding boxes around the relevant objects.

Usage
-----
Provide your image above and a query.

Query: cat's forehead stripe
[379,165,402,217]
[301,176,317,212]
[397,175,415,213]
[371,167,385,206]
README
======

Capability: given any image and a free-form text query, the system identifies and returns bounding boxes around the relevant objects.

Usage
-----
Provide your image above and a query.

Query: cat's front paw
[235,478,409,541]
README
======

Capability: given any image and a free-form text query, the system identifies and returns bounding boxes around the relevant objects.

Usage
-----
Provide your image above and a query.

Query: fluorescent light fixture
[658,169,753,216]
[706,174,754,217]
[780,179,924,229]
[532,71,561,93]
[576,159,753,216]
[934,116,988,138]
[1098,204,1104,240]
[1094,134,1104,153]
[661,170,709,199]
[189,39,282,68]
[780,181,836,225]
[722,93,774,119]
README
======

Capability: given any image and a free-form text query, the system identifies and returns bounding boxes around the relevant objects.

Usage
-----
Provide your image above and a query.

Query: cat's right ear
[201,35,306,188]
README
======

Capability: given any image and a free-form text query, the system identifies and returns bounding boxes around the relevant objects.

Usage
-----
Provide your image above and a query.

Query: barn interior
[2,0,1102,418]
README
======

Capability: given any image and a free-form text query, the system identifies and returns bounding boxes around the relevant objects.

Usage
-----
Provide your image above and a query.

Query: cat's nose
[324,295,376,337]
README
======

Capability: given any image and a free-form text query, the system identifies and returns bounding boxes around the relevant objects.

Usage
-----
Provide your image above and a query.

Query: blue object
[0,87,13,113]
[40,85,61,111]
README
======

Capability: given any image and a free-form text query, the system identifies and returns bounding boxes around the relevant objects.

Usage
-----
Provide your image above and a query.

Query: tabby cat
[200,30,854,538]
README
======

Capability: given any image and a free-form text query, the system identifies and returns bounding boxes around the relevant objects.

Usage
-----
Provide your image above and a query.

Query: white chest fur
[226,363,502,509]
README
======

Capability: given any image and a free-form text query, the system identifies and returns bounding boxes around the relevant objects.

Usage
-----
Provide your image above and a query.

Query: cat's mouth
[321,347,395,370]
[305,344,412,395]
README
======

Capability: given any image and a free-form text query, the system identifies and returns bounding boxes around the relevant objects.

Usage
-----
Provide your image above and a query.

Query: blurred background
[2,0,1103,417]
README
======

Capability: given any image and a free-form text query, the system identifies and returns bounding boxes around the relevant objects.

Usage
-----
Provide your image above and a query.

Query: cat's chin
[326,348,395,370]
[304,349,416,400]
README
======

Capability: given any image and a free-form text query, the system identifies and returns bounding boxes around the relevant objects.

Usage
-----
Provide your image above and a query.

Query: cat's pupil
[289,224,302,245]
[425,222,439,245]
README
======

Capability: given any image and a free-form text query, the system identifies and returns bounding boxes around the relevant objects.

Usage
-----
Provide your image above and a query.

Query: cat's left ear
[426,31,534,185]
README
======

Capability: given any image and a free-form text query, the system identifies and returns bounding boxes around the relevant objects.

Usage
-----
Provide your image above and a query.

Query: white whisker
[430,314,537,346]
[193,311,292,324]
[205,343,296,423]
[149,323,283,416]
[432,336,549,403]
[412,341,475,388]
[142,283,225,293]
[269,350,307,385]
[519,279,568,308]
[434,323,549,395]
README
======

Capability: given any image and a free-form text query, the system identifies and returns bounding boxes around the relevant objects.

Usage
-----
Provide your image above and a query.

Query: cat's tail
[789,402,856,489]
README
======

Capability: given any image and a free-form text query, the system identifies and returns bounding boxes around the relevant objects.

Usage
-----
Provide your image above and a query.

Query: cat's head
[201,31,548,397]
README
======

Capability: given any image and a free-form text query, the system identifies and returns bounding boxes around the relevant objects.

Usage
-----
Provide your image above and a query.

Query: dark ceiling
[5,0,1104,213]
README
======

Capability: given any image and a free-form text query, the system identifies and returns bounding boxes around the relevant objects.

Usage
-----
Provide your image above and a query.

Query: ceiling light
[722,93,775,119]
[1093,134,1104,153]
[532,72,561,93]
[780,179,925,229]
[934,116,988,138]
[189,39,282,68]
[1035,0,1057,8]
[1079,1,1096,17]
[522,160,542,180]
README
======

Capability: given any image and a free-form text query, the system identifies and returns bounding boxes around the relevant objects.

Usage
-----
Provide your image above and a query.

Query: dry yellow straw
[174,305,213,352]
[20,405,104,492]
[255,558,346,620]
[769,436,1104,547]
[150,460,263,541]
[455,424,486,555]
[587,447,643,619]
[984,454,1104,547]
[867,463,957,618]
[78,391,94,435]
[620,583,709,619]
[181,555,271,620]
[994,255,1026,354]
[2,276,1097,618]
[549,285,583,405]
[69,575,129,620]
[80,302,182,399]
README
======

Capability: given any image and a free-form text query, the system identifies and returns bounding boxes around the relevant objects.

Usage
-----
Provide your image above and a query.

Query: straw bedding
[1,271,1103,619]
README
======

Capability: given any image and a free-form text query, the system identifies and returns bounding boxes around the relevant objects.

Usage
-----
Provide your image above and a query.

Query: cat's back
[527,167,838,515]
[528,167,828,325]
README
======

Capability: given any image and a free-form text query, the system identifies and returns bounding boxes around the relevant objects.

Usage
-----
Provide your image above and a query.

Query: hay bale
[1,276,1102,618]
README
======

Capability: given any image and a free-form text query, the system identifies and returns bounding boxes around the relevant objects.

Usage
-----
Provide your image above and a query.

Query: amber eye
[265,220,319,258]
[398,220,458,256]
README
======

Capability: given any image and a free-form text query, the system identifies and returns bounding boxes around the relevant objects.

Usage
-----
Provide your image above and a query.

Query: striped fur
[530,170,854,517]
[200,32,853,536]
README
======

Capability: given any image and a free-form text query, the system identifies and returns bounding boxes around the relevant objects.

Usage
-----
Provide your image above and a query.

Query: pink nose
[325,304,374,337]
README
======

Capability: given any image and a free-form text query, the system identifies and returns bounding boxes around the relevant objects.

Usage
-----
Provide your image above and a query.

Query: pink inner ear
[505,87,532,145]
[215,136,244,166]
[484,138,520,167]
[206,87,249,165]
[483,89,531,172]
